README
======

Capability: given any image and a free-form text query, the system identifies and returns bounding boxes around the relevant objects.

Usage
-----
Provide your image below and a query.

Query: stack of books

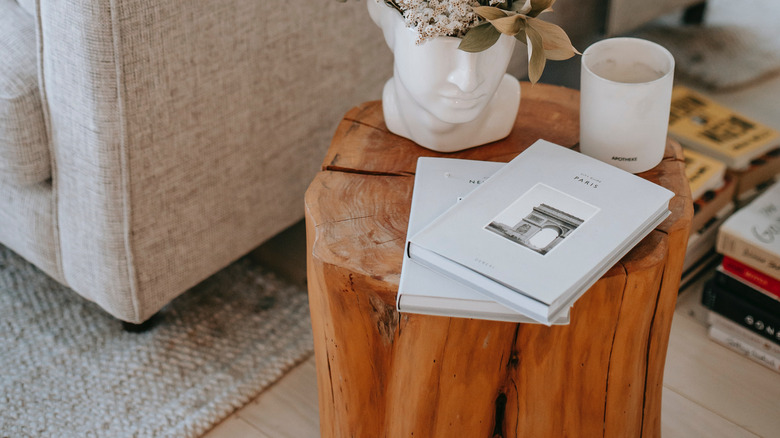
[680,148,733,283]
[669,86,780,206]
[397,140,674,325]
[670,86,780,285]
[702,180,780,373]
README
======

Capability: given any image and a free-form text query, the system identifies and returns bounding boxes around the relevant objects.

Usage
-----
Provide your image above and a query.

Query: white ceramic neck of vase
[383,74,521,152]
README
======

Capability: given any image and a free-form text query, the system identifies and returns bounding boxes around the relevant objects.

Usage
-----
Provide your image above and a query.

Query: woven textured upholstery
[15,0,34,16]
[0,0,392,323]
[0,0,50,186]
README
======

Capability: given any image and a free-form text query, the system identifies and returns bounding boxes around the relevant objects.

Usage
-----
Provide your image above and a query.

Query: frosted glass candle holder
[580,38,675,173]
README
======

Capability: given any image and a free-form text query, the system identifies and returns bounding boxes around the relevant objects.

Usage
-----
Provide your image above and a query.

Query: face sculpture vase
[367,0,521,152]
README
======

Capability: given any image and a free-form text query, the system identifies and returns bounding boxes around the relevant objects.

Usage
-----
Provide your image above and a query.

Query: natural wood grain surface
[202,357,320,438]
[305,82,692,437]
[660,388,761,438]
[202,417,270,438]
[236,359,320,438]
[322,82,580,175]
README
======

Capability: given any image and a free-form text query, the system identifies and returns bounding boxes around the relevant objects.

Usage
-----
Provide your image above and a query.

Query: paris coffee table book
[397,157,569,324]
[406,140,674,325]
[668,86,780,170]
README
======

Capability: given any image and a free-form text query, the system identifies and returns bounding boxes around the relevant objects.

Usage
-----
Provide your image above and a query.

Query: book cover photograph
[485,183,599,256]
[407,140,674,325]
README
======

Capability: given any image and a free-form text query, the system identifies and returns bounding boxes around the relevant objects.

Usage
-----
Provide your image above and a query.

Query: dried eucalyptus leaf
[542,48,574,60]
[527,17,580,60]
[459,23,501,52]
[526,25,547,84]
[490,15,525,36]
[473,6,507,20]
[528,0,556,18]
[511,0,532,14]
[514,29,528,45]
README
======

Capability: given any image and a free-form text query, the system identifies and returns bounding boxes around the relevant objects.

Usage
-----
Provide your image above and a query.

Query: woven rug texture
[634,0,780,91]
[0,244,313,438]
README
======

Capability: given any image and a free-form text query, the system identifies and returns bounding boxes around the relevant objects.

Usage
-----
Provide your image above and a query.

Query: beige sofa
[0,0,693,324]
[0,0,392,323]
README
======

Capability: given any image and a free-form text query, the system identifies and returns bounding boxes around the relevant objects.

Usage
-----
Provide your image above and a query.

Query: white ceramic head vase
[367,0,521,152]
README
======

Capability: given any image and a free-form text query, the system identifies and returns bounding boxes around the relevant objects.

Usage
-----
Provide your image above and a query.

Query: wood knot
[507,352,520,369]
[368,293,398,345]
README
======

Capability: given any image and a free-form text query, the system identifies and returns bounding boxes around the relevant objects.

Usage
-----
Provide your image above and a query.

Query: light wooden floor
[204,38,780,438]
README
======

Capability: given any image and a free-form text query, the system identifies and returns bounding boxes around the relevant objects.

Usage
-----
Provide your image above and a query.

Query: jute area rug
[633,0,780,91]
[0,244,314,437]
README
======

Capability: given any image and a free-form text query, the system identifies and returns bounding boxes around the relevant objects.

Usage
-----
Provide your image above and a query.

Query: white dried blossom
[388,0,505,43]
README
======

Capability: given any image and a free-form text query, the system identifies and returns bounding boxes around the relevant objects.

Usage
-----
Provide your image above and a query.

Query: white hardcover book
[397,157,569,324]
[408,140,674,325]
[708,322,780,373]
[708,311,780,356]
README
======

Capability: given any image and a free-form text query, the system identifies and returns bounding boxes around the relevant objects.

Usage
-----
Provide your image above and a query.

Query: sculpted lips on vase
[441,92,487,109]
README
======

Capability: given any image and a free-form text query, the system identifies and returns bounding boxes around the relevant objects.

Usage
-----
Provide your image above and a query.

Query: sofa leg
[121,312,161,333]
[682,1,707,25]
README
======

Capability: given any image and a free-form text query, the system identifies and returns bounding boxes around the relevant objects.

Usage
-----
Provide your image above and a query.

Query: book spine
[708,323,780,373]
[721,256,780,300]
[701,280,780,345]
[708,311,780,356]
[713,270,780,312]
[716,228,780,279]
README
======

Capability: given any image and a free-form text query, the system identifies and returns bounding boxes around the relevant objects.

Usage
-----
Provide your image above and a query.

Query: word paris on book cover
[403,140,674,325]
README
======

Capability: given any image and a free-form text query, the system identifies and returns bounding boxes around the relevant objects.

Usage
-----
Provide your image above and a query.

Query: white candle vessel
[580,37,675,173]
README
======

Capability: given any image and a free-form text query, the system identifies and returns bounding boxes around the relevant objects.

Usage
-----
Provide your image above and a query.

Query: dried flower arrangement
[342,0,579,83]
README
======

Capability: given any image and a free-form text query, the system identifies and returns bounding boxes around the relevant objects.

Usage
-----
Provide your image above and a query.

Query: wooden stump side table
[305,82,693,438]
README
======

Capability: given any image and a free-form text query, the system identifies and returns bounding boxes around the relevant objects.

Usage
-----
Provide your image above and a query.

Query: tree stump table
[305,82,693,438]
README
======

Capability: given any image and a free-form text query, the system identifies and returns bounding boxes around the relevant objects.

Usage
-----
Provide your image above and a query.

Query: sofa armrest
[37,0,391,322]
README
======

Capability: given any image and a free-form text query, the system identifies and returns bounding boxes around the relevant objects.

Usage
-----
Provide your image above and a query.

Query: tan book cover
[729,148,780,200]
[716,180,780,279]
[669,86,780,170]
[683,147,726,201]
[691,175,736,234]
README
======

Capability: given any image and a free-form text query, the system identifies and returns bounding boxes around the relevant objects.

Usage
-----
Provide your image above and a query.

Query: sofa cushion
[16,0,35,17]
[0,0,50,185]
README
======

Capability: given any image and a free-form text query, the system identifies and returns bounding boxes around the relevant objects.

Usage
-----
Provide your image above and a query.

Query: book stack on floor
[397,140,674,325]
[701,180,780,373]
[669,86,780,207]
[680,148,734,284]
[670,86,780,285]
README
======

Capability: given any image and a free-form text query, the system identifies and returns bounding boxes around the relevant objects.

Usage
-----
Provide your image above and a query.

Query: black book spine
[713,270,780,314]
[702,280,780,345]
